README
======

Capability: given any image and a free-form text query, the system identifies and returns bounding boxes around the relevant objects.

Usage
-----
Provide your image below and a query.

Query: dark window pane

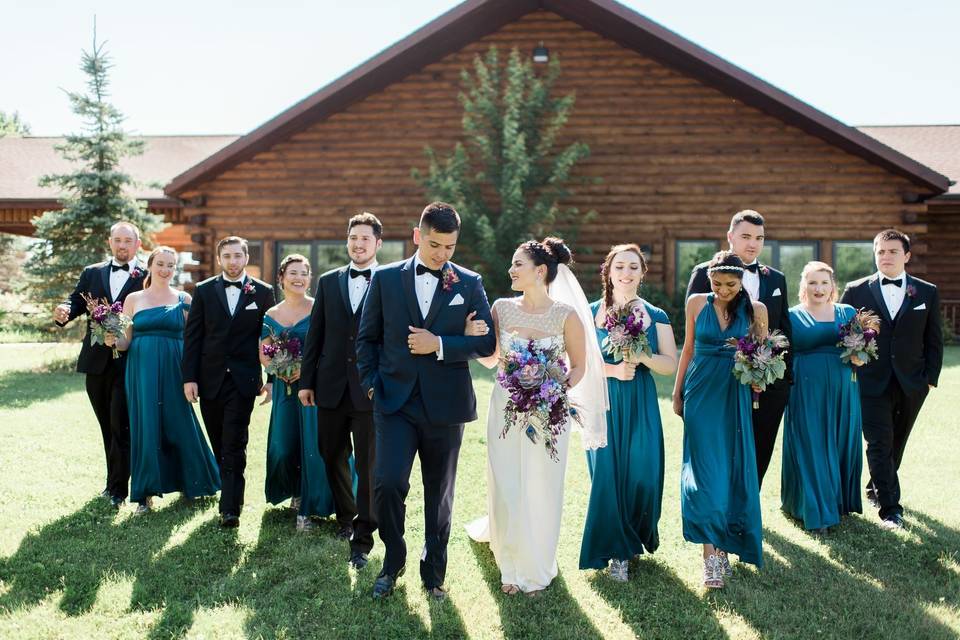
[676,240,719,292]
[779,243,817,304]
[834,242,874,291]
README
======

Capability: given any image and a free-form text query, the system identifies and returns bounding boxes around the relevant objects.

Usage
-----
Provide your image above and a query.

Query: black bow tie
[416,264,443,279]
[349,268,371,281]
[881,277,903,287]
[111,263,129,272]
[744,263,759,273]
[223,279,243,289]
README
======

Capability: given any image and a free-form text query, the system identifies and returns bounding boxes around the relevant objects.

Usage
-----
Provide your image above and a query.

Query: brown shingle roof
[0,135,239,202]
[857,125,960,196]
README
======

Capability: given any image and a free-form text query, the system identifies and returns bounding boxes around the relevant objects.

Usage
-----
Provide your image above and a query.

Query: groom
[357,202,495,600]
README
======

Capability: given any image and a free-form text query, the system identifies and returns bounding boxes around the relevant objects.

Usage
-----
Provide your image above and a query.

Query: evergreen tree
[26,30,165,307]
[414,47,596,296]
[0,111,31,137]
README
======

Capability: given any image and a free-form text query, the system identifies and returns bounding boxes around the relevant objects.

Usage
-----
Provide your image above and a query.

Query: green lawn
[0,343,958,639]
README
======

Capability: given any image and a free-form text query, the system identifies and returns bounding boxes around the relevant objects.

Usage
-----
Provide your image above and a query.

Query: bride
[465,237,608,595]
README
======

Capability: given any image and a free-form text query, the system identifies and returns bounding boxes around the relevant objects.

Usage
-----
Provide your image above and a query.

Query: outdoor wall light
[532,42,549,63]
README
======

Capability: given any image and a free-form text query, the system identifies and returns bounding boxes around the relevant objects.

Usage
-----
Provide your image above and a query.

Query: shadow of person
[0,364,80,410]
[128,517,243,640]
[469,539,604,640]
[714,529,957,639]
[587,558,730,639]
[0,497,198,616]
[228,510,469,639]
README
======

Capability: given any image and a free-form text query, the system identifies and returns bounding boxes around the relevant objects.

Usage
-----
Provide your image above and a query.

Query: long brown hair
[600,243,648,314]
[143,246,177,288]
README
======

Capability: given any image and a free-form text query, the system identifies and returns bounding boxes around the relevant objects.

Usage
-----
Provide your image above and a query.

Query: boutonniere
[442,265,459,292]
[129,267,145,279]
[242,282,256,295]
[906,284,917,298]
[760,265,770,277]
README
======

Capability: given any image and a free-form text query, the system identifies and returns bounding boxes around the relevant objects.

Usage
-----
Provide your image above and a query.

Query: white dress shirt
[878,270,907,319]
[223,271,248,315]
[348,261,378,314]
[413,254,444,360]
[109,258,136,301]
[742,261,760,301]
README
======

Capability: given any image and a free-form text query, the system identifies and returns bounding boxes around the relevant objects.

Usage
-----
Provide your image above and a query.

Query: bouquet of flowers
[497,335,583,462]
[601,299,652,363]
[837,308,881,381]
[726,330,790,409]
[262,329,303,395]
[81,293,130,359]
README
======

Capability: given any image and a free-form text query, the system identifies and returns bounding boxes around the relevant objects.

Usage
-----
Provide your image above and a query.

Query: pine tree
[26,29,165,307]
[0,111,31,137]
[414,47,596,296]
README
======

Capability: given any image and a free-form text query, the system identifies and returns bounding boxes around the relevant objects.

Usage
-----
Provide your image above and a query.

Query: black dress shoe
[220,514,240,528]
[99,489,111,500]
[424,585,448,601]
[336,524,354,541]
[880,513,905,530]
[866,487,880,509]
[110,496,125,510]
[372,567,405,599]
[349,551,369,570]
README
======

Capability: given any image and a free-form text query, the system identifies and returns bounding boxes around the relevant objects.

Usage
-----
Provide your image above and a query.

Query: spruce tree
[0,111,31,137]
[415,47,595,296]
[26,30,165,307]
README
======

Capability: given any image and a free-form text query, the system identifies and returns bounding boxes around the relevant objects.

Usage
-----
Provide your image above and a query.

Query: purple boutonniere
[906,284,917,298]
[760,265,770,277]
[442,266,460,292]
[129,267,144,279]
[243,282,256,295]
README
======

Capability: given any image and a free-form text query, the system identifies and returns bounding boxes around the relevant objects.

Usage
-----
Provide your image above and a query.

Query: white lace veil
[549,263,609,450]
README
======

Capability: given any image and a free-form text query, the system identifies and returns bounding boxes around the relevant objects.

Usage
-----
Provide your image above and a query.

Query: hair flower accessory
[243,282,256,295]
[906,284,917,299]
[442,265,459,292]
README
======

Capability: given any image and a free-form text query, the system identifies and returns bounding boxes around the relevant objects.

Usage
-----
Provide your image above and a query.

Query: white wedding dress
[466,297,576,592]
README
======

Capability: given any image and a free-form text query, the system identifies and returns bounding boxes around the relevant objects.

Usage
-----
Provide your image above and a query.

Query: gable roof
[164,0,950,197]
[858,125,960,196]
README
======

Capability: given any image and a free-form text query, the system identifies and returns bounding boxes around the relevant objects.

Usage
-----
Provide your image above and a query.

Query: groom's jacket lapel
[868,275,894,325]
[401,257,423,326]
[213,275,232,317]
[423,264,455,330]
[337,267,354,316]
[99,263,113,303]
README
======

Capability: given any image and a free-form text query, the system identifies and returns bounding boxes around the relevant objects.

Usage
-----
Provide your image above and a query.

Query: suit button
[349,335,355,340]
[226,367,231,372]
[347,357,354,363]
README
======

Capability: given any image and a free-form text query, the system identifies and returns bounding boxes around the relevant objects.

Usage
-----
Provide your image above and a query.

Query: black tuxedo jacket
[182,274,275,399]
[58,259,146,374]
[840,273,942,398]
[301,265,372,411]
[686,260,794,382]
[357,257,496,426]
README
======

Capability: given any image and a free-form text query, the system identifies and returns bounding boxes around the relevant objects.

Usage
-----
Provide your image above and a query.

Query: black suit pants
[200,376,255,515]
[318,392,376,554]
[374,391,464,588]
[753,379,789,487]
[863,377,928,519]
[85,362,130,499]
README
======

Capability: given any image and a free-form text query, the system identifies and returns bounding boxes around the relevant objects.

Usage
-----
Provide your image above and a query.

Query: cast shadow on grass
[0,497,201,616]
[587,557,730,640]
[715,528,958,640]
[0,364,79,409]
[231,509,469,639]
[469,538,604,640]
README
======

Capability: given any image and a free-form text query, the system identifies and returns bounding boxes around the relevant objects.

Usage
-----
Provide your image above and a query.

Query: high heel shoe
[703,554,724,589]
[716,550,733,579]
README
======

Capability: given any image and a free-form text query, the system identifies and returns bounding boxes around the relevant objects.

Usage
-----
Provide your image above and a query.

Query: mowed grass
[0,342,958,639]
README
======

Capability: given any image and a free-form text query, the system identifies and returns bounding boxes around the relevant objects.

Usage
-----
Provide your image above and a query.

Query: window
[275,239,405,294]
[833,241,875,291]
[246,241,264,281]
[760,241,819,302]
[676,240,720,292]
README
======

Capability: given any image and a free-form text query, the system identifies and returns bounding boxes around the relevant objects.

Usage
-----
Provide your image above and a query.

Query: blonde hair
[143,246,178,288]
[797,261,837,304]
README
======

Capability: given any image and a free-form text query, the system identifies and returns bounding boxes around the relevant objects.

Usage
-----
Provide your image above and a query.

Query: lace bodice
[493,298,573,351]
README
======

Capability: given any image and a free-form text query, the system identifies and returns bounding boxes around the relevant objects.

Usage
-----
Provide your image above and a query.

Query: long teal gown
[781,304,863,530]
[127,294,220,504]
[580,300,668,569]
[681,294,763,567]
[262,315,354,518]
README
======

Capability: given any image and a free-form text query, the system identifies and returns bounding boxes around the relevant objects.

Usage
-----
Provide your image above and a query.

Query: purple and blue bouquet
[81,293,130,359]
[726,330,790,409]
[601,300,652,363]
[262,330,303,395]
[837,308,881,381]
[497,336,583,462]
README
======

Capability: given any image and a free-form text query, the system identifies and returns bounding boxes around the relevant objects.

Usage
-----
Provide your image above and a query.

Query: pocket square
[772,288,782,297]
[244,302,258,310]
[913,303,926,310]
[449,293,465,306]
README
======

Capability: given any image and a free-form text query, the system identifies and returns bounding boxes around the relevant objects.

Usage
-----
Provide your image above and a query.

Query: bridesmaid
[260,254,353,531]
[110,246,219,515]
[782,261,863,532]
[672,250,766,589]
[580,244,677,581]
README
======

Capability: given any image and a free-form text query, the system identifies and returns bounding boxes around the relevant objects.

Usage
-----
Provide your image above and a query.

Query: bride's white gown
[466,298,575,592]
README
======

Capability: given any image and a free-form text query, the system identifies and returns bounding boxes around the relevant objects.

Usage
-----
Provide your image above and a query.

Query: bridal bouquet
[601,299,652,362]
[81,293,130,359]
[726,330,790,409]
[497,335,583,462]
[837,308,881,381]
[262,330,303,395]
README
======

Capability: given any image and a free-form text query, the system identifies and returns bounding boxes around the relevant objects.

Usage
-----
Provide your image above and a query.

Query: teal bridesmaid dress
[580,300,668,569]
[262,315,355,518]
[781,304,863,530]
[681,294,763,567]
[127,293,220,504]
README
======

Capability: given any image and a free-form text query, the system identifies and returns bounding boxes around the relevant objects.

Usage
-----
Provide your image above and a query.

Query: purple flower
[110,301,124,314]
[906,284,917,299]
[130,267,144,279]
[243,282,256,295]
[442,266,460,292]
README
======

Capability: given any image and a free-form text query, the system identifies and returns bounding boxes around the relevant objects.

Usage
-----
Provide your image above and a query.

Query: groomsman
[182,236,275,527]
[300,212,382,570]
[686,210,793,486]
[840,229,942,529]
[54,221,146,507]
